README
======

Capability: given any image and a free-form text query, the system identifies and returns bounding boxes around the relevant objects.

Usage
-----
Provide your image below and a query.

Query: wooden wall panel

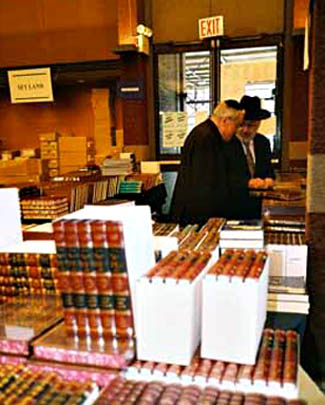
[0,88,95,150]
[291,35,309,142]
[153,0,284,43]
[294,0,309,30]
[0,0,118,67]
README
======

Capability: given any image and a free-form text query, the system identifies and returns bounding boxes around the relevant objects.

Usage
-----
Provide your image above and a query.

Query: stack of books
[118,180,143,194]
[20,197,69,220]
[0,242,58,300]
[53,219,135,340]
[100,158,133,176]
[219,219,264,249]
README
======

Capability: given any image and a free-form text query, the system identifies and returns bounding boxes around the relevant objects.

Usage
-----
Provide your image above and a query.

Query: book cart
[0,188,321,404]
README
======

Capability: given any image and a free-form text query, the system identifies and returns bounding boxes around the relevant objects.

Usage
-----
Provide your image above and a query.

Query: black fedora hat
[240,95,271,121]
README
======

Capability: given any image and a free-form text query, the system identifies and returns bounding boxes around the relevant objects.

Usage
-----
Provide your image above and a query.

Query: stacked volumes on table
[126,329,299,399]
[219,219,264,249]
[53,205,155,343]
[265,232,307,294]
[53,218,136,340]
[20,196,69,220]
[0,363,99,405]
[99,375,306,404]
[0,240,58,299]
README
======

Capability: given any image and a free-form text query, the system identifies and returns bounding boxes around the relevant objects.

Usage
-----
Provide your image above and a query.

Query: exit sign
[198,16,224,40]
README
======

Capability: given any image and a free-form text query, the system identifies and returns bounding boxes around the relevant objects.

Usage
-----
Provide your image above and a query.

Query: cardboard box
[201,258,269,364]
[59,137,87,152]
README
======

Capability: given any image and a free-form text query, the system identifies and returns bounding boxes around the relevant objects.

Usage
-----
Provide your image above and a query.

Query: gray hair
[212,101,243,123]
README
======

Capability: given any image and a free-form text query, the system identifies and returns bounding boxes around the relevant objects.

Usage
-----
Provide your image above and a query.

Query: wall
[221,60,277,136]
[0,0,118,66]
[153,0,284,43]
[0,87,96,150]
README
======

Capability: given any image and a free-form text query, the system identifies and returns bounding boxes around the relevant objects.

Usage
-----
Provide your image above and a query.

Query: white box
[201,258,269,364]
[140,161,161,174]
[136,266,213,366]
[0,188,22,248]
[153,236,178,259]
[286,244,308,278]
[266,243,286,277]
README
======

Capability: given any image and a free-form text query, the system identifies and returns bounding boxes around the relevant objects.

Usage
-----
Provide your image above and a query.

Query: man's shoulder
[255,133,269,142]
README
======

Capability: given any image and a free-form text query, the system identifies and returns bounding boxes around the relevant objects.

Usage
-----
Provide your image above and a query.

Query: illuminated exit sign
[198,16,224,39]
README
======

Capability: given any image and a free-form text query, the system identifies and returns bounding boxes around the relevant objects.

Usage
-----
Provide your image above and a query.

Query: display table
[32,322,135,369]
[0,296,62,356]
[299,366,325,404]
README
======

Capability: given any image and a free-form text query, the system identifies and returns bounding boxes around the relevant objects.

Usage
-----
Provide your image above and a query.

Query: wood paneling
[0,88,95,150]
[153,0,284,43]
[0,0,118,66]
[117,0,138,45]
[294,0,309,30]
[291,35,309,142]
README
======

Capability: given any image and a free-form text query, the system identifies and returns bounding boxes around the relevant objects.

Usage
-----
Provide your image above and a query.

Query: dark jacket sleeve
[254,134,275,179]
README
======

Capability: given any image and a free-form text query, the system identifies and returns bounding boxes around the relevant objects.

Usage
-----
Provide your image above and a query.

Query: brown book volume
[53,218,134,340]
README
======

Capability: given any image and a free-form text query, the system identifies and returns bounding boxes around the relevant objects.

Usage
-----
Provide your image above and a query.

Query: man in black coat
[170,100,244,226]
[225,95,276,219]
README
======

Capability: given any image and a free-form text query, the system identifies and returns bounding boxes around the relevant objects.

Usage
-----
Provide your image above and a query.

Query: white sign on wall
[198,16,224,40]
[162,112,188,148]
[8,67,54,103]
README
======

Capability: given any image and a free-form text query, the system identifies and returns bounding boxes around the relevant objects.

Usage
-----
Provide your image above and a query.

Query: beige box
[59,137,87,152]
[39,132,59,141]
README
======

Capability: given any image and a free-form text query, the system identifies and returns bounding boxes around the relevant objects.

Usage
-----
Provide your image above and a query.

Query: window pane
[220,46,279,160]
[158,51,211,155]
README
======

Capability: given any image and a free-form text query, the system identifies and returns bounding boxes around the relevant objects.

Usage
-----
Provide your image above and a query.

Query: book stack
[0,242,58,300]
[59,136,94,175]
[100,158,133,176]
[53,219,135,340]
[265,232,309,314]
[126,173,162,191]
[0,364,99,405]
[202,249,269,364]
[39,132,60,179]
[125,329,299,398]
[219,219,264,250]
[153,223,179,237]
[20,197,69,220]
[99,376,306,404]
[118,180,143,194]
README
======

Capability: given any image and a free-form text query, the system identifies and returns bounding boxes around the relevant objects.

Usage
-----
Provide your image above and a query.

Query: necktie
[243,140,255,178]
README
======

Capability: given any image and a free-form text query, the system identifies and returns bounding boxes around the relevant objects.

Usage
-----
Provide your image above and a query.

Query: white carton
[136,256,218,366]
[0,188,22,248]
[266,243,286,277]
[286,244,308,279]
[201,258,269,364]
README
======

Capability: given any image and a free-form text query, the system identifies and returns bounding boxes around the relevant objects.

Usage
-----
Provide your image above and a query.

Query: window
[156,49,212,156]
[154,37,282,166]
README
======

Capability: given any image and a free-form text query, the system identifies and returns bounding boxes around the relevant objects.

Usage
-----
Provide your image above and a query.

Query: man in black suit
[225,95,276,219]
[170,100,244,226]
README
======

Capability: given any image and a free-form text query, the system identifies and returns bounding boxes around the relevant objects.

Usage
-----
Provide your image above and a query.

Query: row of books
[0,252,58,299]
[99,377,306,404]
[53,219,134,340]
[126,329,298,389]
[0,364,98,405]
[20,197,69,220]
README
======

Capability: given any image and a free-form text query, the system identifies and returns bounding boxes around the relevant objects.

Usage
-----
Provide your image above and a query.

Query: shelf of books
[0,187,319,404]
